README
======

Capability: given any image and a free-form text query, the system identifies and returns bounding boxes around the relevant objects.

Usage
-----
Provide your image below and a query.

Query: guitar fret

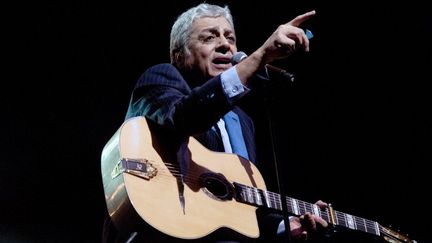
[319,207,330,222]
[292,198,299,215]
[254,188,262,206]
[251,188,255,204]
[354,216,366,232]
[246,187,252,203]
[306,202,313,214]
[308,202,314,214]
[250,188,255,204]
[335,210,380,236]
[312,204,319,217]
[373,222,380,236]
[239,187,246,203]
[366,218,380,235]
[275,193,282,210]
[232,183,391,240]
[363,218,368,233]
[346,214,355,230]
[247,187,253,203]
[267,192,274,208]
[364,218,373,233]
[306,201,312,214]
[247,187,252,204]
[235,183,270,207]
[296,200,302,215]
[336,211,346,228]
[237,185,249,205]
[299,201,307,214]
[263,190,270,208]
[286,198,293,214]
[334,209,338,225]
[268,192,273,209]
[255,188,262,205]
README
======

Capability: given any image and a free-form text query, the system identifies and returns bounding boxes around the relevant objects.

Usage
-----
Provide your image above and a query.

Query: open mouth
[212,57,232,69]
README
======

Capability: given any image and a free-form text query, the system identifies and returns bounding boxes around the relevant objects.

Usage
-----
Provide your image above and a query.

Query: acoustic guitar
[101,116,416,242]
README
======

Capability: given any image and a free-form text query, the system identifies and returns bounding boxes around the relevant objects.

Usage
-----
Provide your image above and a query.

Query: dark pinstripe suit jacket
[125,63,257,164]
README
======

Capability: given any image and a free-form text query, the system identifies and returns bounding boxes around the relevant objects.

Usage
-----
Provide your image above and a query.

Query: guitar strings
[128,168,408,241]
[130,161,381,232]
[125,162,409,241]
[233,183,380,230]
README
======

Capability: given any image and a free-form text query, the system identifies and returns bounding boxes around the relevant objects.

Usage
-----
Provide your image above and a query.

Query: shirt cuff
[220,66,250,99]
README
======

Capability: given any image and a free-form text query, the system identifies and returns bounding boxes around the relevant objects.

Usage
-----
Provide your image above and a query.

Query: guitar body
[102,117,417,243]
[101,117,266,240]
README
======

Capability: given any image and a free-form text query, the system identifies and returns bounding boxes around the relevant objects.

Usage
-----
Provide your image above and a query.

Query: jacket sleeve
[125,63,234,136]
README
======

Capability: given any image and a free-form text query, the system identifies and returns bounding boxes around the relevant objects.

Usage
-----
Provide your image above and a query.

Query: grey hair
[169,3,234,67]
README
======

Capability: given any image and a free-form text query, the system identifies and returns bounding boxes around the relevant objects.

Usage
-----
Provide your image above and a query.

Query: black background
[2,0,430,242]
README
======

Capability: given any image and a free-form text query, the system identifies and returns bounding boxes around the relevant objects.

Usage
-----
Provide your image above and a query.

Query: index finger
[287,10,316,27]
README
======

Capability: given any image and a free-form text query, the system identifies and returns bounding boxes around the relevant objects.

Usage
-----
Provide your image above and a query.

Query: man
[106,3,329,243]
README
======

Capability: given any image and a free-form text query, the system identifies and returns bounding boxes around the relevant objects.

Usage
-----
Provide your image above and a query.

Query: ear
[172,50,186,69]
[173,51,181,64]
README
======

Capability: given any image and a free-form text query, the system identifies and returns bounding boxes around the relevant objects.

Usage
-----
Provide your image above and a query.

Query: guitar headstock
[380,225,416,243]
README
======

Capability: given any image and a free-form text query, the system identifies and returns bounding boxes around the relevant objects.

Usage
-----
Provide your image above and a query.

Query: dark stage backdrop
[3,0,430,242]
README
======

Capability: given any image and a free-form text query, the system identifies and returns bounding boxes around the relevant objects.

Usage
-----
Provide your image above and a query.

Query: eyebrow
[200,26,234,35]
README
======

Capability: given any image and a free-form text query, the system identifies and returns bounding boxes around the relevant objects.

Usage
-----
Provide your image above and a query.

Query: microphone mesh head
[231,51,248,65]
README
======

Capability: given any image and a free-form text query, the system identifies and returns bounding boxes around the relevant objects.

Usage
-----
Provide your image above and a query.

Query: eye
[203,35,216,42]
[226,35,236,44]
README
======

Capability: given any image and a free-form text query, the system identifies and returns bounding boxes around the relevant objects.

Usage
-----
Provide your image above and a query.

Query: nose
[216,36,231,54]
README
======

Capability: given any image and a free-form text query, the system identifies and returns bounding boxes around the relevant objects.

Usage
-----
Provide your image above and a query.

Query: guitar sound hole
[201,173,233,201]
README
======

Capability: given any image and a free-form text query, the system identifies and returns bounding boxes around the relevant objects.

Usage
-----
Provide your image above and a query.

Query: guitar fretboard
[233,182,380,237]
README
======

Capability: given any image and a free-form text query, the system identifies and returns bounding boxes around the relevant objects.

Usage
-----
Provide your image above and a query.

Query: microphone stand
[262,75,291,243]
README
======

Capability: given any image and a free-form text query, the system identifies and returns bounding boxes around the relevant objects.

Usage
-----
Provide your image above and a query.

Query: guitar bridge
[111,158,157,180]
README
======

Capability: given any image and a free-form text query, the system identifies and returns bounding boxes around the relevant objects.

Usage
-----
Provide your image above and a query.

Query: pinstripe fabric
[125,63,257,164]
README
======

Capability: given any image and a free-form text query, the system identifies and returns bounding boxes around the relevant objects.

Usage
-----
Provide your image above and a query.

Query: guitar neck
[233,183,381,237]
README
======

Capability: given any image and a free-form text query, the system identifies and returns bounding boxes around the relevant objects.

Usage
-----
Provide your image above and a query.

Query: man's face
[185,16,237,79]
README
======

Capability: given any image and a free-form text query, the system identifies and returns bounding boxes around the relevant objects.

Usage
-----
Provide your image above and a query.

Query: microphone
[231,51,295,82]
